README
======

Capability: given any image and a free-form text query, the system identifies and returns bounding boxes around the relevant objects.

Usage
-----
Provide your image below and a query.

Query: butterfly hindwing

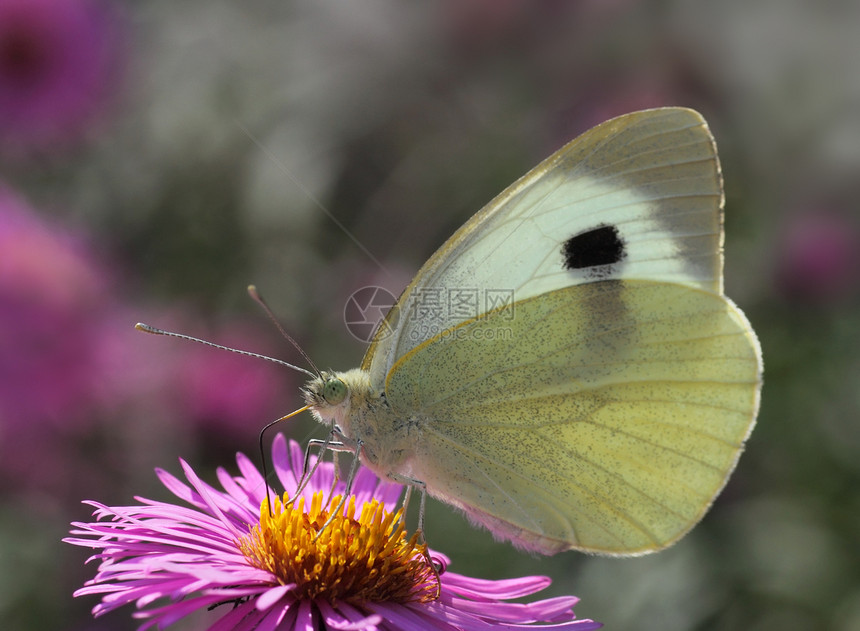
[384,281,760,554]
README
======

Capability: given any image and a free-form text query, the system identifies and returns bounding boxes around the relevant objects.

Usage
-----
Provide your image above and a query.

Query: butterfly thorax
[303,368,418,479]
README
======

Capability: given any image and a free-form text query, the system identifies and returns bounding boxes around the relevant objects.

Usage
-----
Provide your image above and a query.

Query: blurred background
[2,1,859,629]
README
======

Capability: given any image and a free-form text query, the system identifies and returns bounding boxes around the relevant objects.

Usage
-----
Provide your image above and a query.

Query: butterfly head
[303,370,346,408]
[302,368,374,433]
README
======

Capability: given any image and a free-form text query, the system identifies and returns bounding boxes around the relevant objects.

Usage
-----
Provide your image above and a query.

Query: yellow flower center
[238,491,438,605]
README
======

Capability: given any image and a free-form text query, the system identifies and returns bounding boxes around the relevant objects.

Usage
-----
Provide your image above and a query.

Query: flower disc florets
[239,492,438,604]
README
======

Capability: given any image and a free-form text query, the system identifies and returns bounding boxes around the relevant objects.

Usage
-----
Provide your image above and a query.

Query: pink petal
[255,584,294,611]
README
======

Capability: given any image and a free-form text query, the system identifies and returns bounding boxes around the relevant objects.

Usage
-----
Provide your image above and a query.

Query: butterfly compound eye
[323,378,347,405]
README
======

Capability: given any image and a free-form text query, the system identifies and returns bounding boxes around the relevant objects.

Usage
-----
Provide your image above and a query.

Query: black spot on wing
[562,224,626,271]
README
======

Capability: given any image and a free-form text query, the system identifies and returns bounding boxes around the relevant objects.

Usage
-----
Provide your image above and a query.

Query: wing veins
[535,425,716,505]
[424,424,645,546]
[565,114,704,181]
[436,174,568,276]
[578,129,714,177]
[538,426,696,526]
[586,151,716,184]
[572,418,726,473]
[513,184,718,224]
[411,298,748,408]
[440,399,751,448]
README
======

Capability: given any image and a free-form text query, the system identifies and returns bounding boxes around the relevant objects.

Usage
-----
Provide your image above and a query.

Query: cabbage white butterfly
[305,107,762,555]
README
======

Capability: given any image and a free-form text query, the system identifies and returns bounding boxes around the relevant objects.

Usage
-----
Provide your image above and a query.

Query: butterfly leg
[388,473,428,544]
[293,433,345,503]
[388,472,440,597]
[312,437,364,542]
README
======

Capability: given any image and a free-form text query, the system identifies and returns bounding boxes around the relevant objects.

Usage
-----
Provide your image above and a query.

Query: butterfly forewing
[363,108,724,384]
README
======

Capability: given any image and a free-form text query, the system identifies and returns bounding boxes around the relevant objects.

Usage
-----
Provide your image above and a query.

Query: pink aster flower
[776,210,860,304]
[0,184,109,429]
[67,434,601,630]
[0,0,123,153]
[0,184,120,495]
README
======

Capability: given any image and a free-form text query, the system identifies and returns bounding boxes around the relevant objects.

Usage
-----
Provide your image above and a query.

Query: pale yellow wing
[384,280,761,555]
[363,108,724,385]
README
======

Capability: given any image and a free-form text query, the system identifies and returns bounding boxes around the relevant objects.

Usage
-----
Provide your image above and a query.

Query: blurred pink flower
[0,185,119,494]
[0,186,289,499]
[174,324,289,440]
[440,0,534,52]
[0,0,123,153]
[776,210,860,303]
[0,185,111,428]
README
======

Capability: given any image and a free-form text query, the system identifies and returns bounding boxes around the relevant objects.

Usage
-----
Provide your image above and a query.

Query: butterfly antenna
[135,322,317,378]
[242,285,326,513]
[247,285,322,378]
